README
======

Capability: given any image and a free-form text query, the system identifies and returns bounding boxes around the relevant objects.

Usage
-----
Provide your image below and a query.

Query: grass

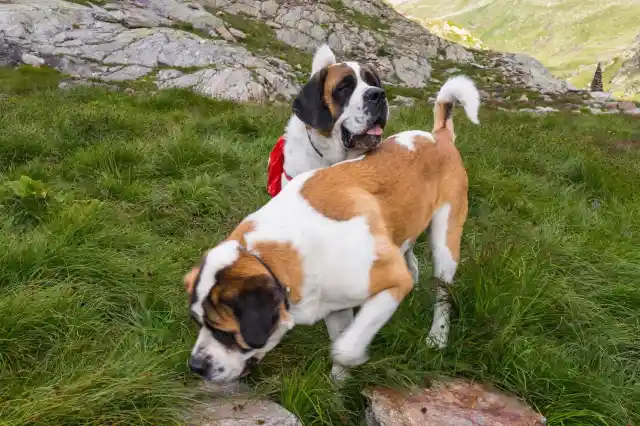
[1,66,640,425]
[207,9,313,73]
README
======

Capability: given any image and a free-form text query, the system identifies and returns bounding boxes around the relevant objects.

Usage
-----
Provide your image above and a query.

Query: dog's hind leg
[425,199,466,350]
[324,309,354,383]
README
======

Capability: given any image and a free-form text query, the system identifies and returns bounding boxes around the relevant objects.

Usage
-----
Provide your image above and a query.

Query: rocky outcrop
[0,0,300,102]
[489,53,577,94]
[364,378,548,426]
[611,35,640,98]
[0,0,574,102]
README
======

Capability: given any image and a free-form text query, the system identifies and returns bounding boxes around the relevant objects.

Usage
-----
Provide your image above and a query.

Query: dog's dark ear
[233,284,280,349]
[292,68,334,132]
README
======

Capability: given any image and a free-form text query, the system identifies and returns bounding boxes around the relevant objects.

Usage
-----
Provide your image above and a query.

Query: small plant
[3,175,50,226]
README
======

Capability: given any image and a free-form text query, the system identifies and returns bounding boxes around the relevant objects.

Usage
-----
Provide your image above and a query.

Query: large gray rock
[0,0,299,102]
[364,378,547,426]
[203,0,474,88]
[491,53,575,94]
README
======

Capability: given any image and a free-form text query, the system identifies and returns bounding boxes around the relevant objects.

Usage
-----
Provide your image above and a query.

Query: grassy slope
[1,66,640,425]
[393,0,640,90]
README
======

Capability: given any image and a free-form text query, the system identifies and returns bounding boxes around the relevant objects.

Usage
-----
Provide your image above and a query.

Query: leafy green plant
[3,175,50,226]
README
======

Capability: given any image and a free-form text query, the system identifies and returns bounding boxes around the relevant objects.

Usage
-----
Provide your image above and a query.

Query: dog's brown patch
[253,241,304,303]
[299,130,468,300]
[323,63,356,119]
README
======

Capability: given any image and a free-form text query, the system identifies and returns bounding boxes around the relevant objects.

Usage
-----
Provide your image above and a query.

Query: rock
[492,53,574,94]
[618,101,637,112]
[589,107,604,115]
[519,93,529,102]
[0,36,22,66]
[625,108,640,116]
[364,378,547,426]
[214,26,236,42]
[21,53,45,67]
[517,106,558,114]
[589,91,613,100]
[0,0,301,102]
[0,0,574,104]
[542,94,553,102]
[228,27,247,40]
[186,397,302,426]
[392,95,416,107]
[479,90,491,99]
[444,67,460,74]
[605,102,619,110]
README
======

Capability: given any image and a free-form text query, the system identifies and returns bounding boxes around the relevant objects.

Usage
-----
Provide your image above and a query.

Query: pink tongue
[365,125,383,136]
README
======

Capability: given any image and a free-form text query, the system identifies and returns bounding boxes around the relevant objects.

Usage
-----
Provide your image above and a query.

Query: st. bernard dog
[267,44,421,285]
[185,75,480,383]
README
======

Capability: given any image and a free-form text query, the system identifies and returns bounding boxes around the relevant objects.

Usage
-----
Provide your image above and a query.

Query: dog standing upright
[184,75,480,383]
[267,44,422,287]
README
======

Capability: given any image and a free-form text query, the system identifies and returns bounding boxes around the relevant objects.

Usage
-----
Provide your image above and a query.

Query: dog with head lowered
[184,75,480,383]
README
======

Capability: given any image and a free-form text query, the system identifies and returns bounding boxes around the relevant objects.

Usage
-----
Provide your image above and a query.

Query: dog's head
[184,241,293,383]
[292,44,388,151]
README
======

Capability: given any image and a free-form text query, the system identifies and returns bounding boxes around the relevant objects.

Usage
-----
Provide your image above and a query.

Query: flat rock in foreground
[185,383,301,426]
[364,378,547,426]
[186,397,301,426]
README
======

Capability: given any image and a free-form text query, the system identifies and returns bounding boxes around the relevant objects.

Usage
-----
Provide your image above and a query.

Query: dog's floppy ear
[292,68,334,132]
[232,283,281,349]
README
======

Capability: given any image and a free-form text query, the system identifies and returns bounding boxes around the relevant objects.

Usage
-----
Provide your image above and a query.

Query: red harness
[266,136,293,197]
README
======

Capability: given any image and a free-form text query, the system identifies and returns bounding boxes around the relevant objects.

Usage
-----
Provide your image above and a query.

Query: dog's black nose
[364,87,386,104]
[189,357,209,377]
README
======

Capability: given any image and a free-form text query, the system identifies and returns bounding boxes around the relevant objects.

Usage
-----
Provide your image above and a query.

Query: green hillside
[392,0,640,96]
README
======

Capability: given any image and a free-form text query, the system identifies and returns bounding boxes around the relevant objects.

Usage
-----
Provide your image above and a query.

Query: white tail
[433,75,480,132]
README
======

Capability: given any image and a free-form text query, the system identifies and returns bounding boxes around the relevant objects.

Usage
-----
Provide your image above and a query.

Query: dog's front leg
[332,246,413,367]
[324,309,354,383]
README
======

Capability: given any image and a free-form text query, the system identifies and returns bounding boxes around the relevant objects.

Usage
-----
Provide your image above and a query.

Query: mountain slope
[391,0,640,97]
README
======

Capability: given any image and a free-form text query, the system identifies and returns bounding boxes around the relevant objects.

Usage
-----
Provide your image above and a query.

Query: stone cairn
[590,62,603,92]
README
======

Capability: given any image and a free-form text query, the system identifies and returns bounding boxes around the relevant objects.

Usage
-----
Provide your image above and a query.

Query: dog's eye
[210,328,237,347]
[362,70,380,87]
[335,77,355,97]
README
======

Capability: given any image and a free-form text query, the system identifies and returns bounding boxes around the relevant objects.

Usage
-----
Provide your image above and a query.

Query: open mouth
[341,121,385,151]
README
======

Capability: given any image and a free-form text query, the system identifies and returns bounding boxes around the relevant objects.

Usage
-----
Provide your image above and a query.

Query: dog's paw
[332,339,369,367]
[425,333,447,349]
[426,323,449,350]
[330,364,350,385]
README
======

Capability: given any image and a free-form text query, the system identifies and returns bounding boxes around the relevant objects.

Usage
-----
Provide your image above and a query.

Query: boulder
[364,378,547,426]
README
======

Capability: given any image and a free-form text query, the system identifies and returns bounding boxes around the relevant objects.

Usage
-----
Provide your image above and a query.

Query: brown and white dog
[267,44,421,284]
[185,75,480,383]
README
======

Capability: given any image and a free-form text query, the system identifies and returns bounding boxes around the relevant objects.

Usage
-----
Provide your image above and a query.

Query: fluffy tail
[433,75,480,136]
